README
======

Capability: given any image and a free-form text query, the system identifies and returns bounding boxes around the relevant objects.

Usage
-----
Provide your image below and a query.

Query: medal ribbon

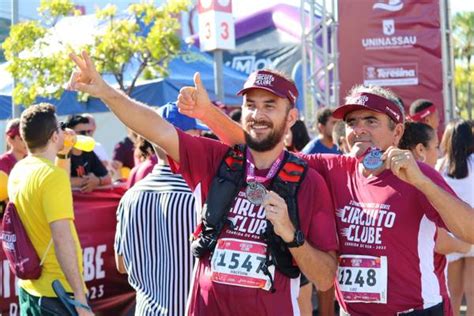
[246,148,285,184]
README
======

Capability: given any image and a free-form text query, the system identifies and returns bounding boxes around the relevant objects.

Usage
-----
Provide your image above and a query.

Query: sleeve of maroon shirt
[168,129,230,201]
[297,168,339,253]
[416,162,458,230]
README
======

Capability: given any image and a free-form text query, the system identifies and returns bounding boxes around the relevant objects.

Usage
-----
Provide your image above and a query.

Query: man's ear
[393,123,405,146]
[50,130,59,145]
[287,107,298,127]
[317,122,325,134]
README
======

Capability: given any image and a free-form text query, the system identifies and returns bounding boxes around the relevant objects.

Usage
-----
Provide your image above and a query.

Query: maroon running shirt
[0,152,17,175]
[170,130,338,316]
[300,153,454,315]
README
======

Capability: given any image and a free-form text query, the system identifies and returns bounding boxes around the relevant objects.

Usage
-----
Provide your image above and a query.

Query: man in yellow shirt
[8,103,93,316]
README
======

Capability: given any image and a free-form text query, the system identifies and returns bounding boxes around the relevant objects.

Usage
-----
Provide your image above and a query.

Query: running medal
[246,181,267,205]
[362,147,383,170]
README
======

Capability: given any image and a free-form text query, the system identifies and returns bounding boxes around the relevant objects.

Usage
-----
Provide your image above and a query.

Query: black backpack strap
[264,152,307,279]
[275,153,308,228]
[201,145,246,228]
[191,145,246,257]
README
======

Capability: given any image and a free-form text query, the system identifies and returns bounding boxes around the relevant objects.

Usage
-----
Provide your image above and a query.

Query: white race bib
[337,255,388,304]
[210,238,275,291]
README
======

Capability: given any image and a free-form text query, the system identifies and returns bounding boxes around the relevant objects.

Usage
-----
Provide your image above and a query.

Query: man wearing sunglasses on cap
[68,51,338,316]
[175,80,474,315]
[65,115,111,192]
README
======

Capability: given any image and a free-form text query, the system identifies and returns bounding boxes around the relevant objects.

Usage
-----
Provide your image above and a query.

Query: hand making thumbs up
[177,72,213,120]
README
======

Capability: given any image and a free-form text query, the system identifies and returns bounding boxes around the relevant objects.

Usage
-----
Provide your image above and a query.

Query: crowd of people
[0,50,473,316]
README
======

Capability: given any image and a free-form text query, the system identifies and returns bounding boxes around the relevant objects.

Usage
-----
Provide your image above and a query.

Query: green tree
[452,11,474,119]
[2,0,189,106]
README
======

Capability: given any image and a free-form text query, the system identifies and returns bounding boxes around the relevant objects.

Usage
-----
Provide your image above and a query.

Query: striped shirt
[114,164,197,316]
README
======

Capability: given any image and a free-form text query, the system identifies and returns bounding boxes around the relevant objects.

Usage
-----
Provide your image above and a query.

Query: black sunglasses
[77,130,92,136]
[59,122,67,131]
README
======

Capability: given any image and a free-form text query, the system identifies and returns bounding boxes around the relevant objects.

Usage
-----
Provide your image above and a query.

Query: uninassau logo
[373,0,404,12]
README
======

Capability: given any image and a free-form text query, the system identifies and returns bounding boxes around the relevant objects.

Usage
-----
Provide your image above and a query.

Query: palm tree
[452,12,474,119]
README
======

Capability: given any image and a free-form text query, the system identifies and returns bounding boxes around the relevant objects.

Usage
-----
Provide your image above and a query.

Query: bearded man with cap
[68,51,338,316]
[174,82,474,315]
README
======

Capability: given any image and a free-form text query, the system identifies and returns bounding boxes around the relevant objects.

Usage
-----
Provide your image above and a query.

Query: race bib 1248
[338,255,387,304]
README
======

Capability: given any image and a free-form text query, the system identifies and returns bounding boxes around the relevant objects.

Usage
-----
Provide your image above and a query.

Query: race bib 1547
[210,238,274,291]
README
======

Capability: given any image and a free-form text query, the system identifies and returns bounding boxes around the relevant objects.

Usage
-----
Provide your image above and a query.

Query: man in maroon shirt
[0,118,27,215]
[1,119,27,174]
[68,52,338,315]
[173,82,474,315]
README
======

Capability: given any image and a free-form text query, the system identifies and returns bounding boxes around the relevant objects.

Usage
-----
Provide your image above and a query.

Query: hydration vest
[191,145,308,283]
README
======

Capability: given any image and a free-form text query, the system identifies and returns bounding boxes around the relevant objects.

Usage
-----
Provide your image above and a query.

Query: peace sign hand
[67,51,111,98]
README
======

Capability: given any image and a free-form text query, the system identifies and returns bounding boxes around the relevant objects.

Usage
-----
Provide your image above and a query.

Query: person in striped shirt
[114,102,207,315]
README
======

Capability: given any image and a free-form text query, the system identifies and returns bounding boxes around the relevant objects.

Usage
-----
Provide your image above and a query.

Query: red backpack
[1,202,51,280]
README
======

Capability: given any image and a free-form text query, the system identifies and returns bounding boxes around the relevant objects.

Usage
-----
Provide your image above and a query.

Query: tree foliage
[452,11,474,119]
[2,0,189,106]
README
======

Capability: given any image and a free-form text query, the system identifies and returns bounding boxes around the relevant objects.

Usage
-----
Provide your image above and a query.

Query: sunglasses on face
[77,130,92,136]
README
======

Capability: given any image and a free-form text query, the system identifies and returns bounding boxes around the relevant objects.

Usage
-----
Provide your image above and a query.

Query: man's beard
[244,118,287,152]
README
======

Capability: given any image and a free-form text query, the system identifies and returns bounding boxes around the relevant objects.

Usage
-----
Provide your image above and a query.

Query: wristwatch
[56,153,70,159]
[286,230,305,248]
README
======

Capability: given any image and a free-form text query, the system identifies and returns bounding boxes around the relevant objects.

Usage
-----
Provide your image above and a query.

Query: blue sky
[233,0,474,18]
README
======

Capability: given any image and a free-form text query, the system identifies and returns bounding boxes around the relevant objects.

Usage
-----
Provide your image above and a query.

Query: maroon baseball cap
[5,123,20,138]
[237,70,298,106]
[333,92,403,124]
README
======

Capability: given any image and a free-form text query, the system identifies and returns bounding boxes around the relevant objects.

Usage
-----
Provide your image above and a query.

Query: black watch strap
[287,230,305,248]
[56,153,70,159]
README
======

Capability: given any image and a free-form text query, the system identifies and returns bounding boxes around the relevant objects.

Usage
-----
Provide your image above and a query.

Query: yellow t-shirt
[8,156,85,297]
[0,170,8,201]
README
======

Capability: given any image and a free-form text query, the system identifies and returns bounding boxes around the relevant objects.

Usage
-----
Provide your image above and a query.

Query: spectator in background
[302,107,341,154]
[1,119,27,174]
[66,114,111,192]
[82,113,110,167]
[112,129,137,179]
[332,120,349,154]
[115,102,211,315]
[229,108,242,124]
[399,122,439,167]
[399,121,471,272]
[284,120,310,152]
[409,99,440,130]
[127,136,157,188]
[436,120,474,316]
[0,119,28,215]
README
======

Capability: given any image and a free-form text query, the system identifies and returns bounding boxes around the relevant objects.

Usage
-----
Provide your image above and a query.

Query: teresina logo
[362,35,417,49]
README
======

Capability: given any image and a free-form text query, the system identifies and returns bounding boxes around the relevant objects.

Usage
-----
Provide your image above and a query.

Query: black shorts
[397,302,444,316]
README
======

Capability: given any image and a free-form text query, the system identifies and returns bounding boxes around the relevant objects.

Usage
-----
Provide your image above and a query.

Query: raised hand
[177,72,213,120]
[68,51,111,98]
